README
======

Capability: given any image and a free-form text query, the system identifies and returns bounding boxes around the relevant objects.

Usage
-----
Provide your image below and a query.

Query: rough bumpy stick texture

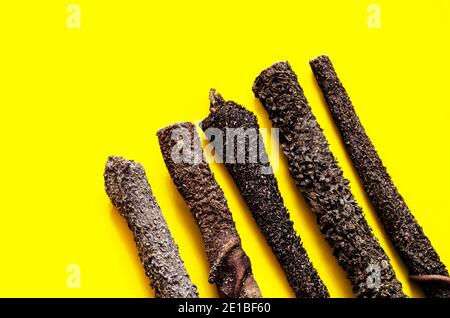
[201,89,329,298]
[157,122,261,298]
[310,54,450,298]
[253,62,405,298]
[104,156,198,298]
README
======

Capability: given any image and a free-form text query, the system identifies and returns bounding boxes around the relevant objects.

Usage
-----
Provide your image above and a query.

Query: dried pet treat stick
[253,62,405,298]
[104,156,198,298]
[310,54,450,298]
[157,122,262,298]
[201,89,329,298]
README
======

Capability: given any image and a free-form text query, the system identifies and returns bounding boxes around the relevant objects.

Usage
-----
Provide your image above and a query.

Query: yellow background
[0,1,449,297]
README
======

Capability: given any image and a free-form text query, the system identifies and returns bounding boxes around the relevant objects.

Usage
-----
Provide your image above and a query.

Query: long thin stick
[104,156,198,298]
[310,54,450,298]
[253,62,405,298]
[157,122,262,298]
[201,89,329,298]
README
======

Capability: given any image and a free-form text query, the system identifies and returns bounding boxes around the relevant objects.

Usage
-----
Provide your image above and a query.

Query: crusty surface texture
[104,156,198,298]
[253,62,405,298]
[157,122,261,298]
[310,54,450,298]
[201,89,329,298]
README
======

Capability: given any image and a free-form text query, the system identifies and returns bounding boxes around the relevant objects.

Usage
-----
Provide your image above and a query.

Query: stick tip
[105,155,129,171]
[252,61,293,97]
[209,88,225,112]
[157,122,194,138]
[309,54,331,67]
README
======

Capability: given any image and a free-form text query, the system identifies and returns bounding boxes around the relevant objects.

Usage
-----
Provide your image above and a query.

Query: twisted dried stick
[157,122,261,298]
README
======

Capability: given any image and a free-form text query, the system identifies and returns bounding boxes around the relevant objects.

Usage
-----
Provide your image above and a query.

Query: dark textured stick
[310,54,450,298]
[201,89,329,298]
[104,156,198,298]
[157,122,261,298]
[253,62,405,298]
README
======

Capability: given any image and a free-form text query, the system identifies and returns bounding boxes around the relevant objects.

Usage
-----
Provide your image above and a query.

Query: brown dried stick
[157,122,261,298]
[201,89,329,298]
[104,156,198,298]
[310,54,450,298]
[253,61,405,298]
